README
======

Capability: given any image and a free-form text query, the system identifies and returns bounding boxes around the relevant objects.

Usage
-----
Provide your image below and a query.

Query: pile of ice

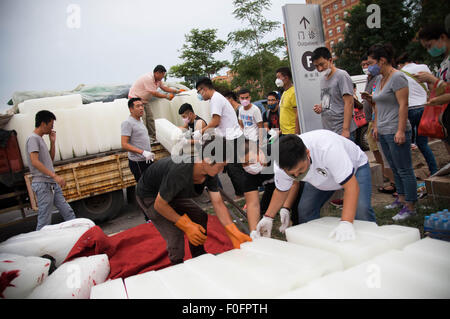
[91,217,450,299]
[4,89,211,166]
[0,218,110,299]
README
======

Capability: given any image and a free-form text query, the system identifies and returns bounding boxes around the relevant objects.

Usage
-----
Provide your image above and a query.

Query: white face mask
[240,99,250,107]
[362,68,370,75]
[182,117,190,125]
[275,78,284,88]
[321,68,332,77]
[243,162,263,175]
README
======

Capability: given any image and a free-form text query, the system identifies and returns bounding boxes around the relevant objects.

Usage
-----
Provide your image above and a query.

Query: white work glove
[193,130,202,142]
[256,216,273,238]
[250,230,261,241]
[328,221,356,242]
[268,128,279,144]
[278,208,291,233]
[142,150,155,163]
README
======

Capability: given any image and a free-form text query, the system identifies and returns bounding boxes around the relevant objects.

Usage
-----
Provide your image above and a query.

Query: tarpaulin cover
[64,215,234,280]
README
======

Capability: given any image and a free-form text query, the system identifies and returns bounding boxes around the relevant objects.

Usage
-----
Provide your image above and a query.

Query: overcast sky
[0,0,305,112]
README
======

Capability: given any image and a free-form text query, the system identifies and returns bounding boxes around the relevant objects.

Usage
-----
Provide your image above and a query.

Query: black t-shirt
[136,157,219,202]
[263,109,280,130]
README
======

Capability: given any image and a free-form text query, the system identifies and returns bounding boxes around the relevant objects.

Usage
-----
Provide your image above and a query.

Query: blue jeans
[32,182,76,230]
[379,131,417,203]
[408,107,438,175]
[297,162,377,224]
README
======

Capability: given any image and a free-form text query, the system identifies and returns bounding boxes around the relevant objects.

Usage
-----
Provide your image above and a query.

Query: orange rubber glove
[224,223,252,249]
[167,93,174,101]
[178,89,186,93]
[175,214,207,246]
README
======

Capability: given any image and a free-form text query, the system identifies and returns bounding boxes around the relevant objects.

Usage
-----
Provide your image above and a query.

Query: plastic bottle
[443,219,449,231]
[424,216,431,231]
[432,217,440,229]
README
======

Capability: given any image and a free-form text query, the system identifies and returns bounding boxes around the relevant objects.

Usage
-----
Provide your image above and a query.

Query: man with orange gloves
[135,135,251,265]
[129,65,185,140]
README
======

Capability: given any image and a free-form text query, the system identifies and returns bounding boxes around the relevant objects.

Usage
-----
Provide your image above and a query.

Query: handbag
[353,98,367,127]
[418,82,448,139]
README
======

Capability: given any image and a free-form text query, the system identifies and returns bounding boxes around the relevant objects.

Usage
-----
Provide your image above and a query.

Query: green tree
[169,28,228,87]
[228,0,285,96]
[333,0,416,75]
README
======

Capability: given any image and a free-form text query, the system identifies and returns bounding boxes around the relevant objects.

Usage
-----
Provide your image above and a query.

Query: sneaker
[392,206,416,221]
[330,199,344,208]
[385,198,403,210]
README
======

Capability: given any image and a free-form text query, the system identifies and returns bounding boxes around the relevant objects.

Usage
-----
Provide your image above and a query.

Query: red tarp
[64,215,234,280]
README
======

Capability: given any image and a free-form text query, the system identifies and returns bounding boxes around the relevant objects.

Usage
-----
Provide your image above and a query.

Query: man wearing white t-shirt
[237,88,263,141]
[256,130,377,242]
[195,77,245,197]
[397,53,438,175]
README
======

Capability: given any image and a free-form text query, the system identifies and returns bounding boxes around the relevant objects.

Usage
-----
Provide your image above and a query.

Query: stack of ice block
[278,237,450,299]
[85,217,449,299]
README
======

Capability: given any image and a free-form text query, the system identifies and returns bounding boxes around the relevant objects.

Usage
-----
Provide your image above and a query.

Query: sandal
[378,183,396,194]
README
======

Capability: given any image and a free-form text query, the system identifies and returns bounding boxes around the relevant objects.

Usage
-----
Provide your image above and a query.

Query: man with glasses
[256,130,376,242]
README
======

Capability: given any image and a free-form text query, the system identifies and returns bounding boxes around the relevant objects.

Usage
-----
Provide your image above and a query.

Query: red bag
[418,104,447,138]
[353,107,367,128]
[418,84,449,139]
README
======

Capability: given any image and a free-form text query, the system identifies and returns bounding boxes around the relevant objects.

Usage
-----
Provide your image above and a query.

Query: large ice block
[236,237,343,287]
[285,217,420,268]
[90,278,128,299]
[0,253,51,299]
[183,253,281,298]
[278,248,450,299]
[403,237,450,264]
[19,94,82,114]
[155,118,183,154]
[124,270,175,299]
[153,262,231,299]
[150,97,174,123]
[28,254,110,299]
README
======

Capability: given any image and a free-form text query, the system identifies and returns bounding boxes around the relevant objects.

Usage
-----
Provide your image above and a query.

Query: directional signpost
[282,4,326,133]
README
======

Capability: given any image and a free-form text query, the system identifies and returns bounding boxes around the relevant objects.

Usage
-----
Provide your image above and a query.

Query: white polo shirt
[274,130,368,192]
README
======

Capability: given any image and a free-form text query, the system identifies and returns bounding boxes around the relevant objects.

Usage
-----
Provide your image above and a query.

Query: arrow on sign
[299,16,310,29]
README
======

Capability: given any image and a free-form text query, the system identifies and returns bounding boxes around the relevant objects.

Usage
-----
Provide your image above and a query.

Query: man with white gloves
[121,97,155,183]
[256,130,377,242]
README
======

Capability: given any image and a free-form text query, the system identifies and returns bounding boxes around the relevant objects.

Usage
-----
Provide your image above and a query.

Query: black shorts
[242,171,274,193]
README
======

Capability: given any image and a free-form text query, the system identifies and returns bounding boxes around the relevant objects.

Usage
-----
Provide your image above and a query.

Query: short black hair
[367,43,395,65]
[360,55,368,62]
[312,47,332,61]
[35,110,56,128]
[418,24,448,41]
[178,103,194,115]
[224,91,238,102]
[195,77,214,90]
[128,97,141,109]
[267,91,279,100]
[238,88,250,96]
[275,67,292,80]
[396,52,413,65]
[278,134,308,170]
[153,65,167,73]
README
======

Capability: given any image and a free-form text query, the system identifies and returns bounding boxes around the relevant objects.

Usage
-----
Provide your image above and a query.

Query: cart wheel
[72,190,124,223]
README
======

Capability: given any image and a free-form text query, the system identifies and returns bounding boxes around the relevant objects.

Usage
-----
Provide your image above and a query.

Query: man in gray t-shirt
[121,98,155,185]
[26,110,75,230]
[312,47,357,138]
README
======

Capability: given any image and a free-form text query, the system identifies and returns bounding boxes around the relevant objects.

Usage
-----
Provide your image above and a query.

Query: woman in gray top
[362,43,417,221]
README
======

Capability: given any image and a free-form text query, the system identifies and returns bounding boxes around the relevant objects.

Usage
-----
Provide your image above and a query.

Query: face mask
[197,93,204,101]
[268,102,277,110]
[368,64,380,76]
[275,78,284,87]
[321,68,332,77]
[287,158,310,181]
[243,162,263,175]
[428,44,447,57]
[240,99,250,107]
[182,117,190,125]
[362,68,370,75]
